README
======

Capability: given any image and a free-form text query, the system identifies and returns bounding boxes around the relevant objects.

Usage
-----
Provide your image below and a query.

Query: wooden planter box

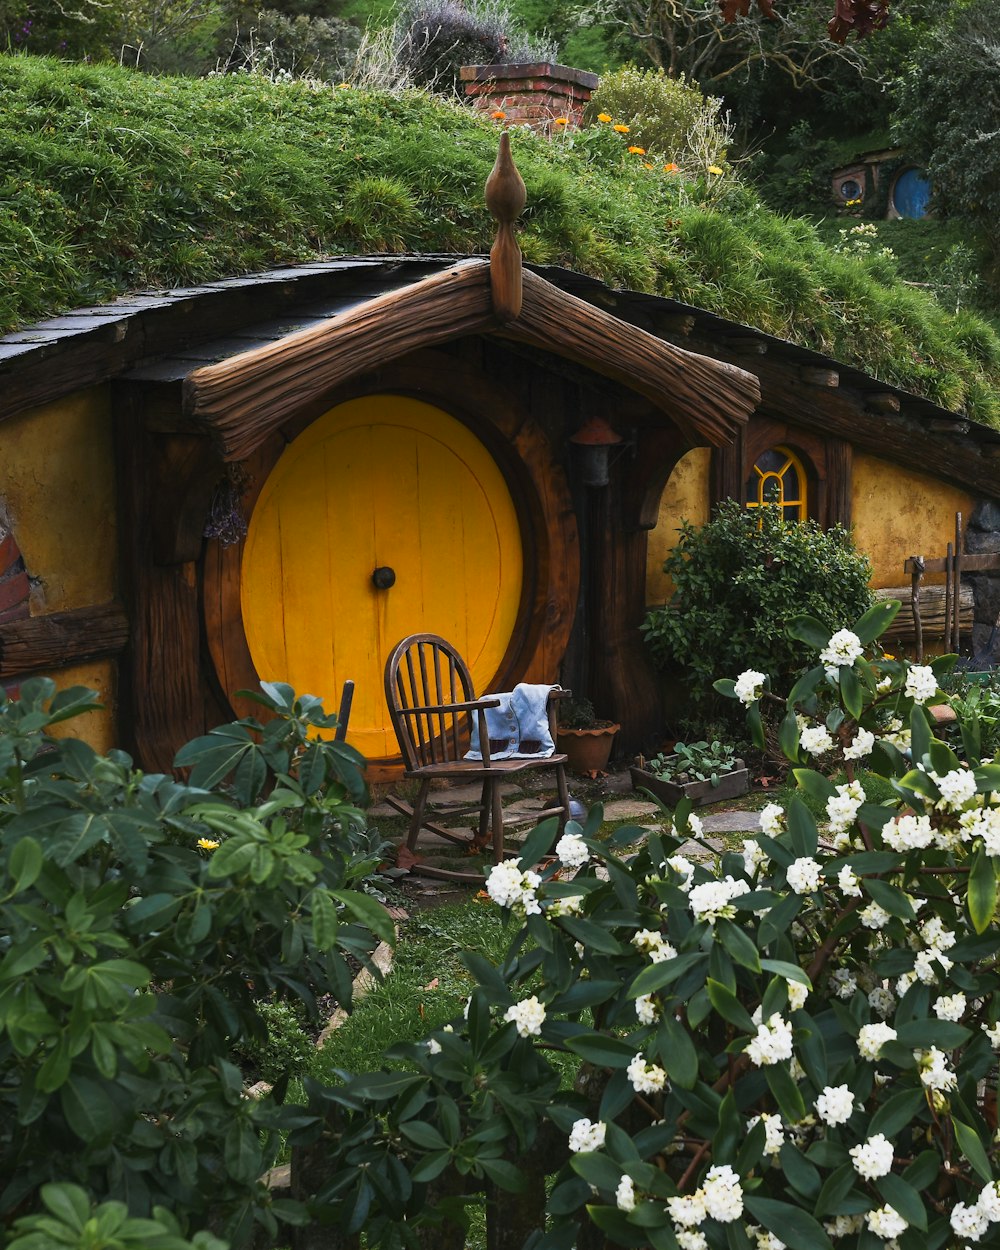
[630,760,749,808]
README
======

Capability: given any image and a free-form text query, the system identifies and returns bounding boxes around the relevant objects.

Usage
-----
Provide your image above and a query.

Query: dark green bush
[0,678,389,1247]
[642,500,874,704]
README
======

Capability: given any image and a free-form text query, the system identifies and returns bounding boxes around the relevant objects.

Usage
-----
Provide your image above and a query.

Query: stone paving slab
[701,810,761,833]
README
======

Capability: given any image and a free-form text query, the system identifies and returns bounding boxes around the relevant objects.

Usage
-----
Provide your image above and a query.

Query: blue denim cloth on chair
[464,683,557,760]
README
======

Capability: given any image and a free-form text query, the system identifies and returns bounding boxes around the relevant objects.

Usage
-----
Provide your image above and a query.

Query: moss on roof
[3,53,1000,427]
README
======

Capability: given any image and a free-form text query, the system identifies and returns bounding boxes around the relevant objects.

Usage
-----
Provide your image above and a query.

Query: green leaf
[763,1062,807,1122]
[571,1152,628,1193]
[744,1195,832,1250]
[812,1163,856,1218]
[564,1032,638,1068]
[559,917,622,955]
[869,1089,926,1140]
[630,952,706,998]
[398,1120,449,1151]
[586,1206,650,1247]
[853,600,900,643]
[7,836,43,896]
[518,818,559,869]
[779,709,802,761]
[786,798,818,857]
[331,889,395,946]
[876,1173,927,1231]
[893,1020,971,1050]
[760,959,811,987]
[655,1016,699,1089]
[747,700,765,750]
[758,893,802,947]
[778,1142,821,1199]
[968,846,998,935]
[910,706,931,770]
[38,1183,91,1232]
[59,1075,117,1143]
[716,918,761,973]
[840,665,863,719]
[792,768,835,803]
[953,1117,993,1184]
[311,890,338,951]
[864,878,916,921]
[787,616,832,649]
[706,978,756,1033]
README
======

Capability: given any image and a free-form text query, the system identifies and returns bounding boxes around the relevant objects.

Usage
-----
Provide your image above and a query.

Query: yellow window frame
[746,445,808,522]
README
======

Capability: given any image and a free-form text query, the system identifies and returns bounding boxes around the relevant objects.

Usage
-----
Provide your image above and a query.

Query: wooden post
[485,132,526,324]
[954,512,963,653]
[911,555,925,663]
[944,542,953,659]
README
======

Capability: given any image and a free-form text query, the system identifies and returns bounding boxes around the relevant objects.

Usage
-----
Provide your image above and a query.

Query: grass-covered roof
[3,53,1000,428]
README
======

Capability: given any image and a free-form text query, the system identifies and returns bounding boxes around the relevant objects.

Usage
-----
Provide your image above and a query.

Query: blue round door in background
[891,167,932,218]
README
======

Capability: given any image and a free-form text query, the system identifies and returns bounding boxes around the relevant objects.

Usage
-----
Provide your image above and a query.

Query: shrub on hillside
[642,500,874,705]
[391,0,556,92]
[585,65,732,173]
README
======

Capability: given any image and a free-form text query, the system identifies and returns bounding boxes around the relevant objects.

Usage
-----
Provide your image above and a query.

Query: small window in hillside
[746,446,807,522]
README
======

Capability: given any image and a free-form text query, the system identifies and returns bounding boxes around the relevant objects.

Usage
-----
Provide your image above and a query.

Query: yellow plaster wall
[42,660,118,756]
[851,452,975,588]
[1,386,119,750]
[645,447,712,604]
[0,385,117,612]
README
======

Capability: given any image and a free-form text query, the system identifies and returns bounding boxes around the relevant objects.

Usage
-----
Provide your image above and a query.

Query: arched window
[745,446,808,522]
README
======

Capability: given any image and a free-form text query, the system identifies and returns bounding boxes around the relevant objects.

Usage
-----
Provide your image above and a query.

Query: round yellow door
[240,395,524,759]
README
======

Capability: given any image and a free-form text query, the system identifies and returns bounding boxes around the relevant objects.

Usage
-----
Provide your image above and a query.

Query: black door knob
[372,566,396,590]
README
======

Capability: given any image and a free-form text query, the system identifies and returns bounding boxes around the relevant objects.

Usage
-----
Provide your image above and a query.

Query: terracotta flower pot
[556,724,621,775]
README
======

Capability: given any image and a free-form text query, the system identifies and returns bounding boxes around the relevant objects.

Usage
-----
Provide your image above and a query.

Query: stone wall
[966,501,1000,665]
[460,61,598,131]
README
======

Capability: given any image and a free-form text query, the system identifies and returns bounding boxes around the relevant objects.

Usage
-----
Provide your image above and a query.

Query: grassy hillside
[3,54,1000,426]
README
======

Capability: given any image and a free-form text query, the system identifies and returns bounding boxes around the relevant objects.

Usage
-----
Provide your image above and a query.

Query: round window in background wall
[839,177,863,203]
[890,167,932,219]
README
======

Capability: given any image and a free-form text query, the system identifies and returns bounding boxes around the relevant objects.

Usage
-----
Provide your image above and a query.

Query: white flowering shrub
[296,598,1000,1249]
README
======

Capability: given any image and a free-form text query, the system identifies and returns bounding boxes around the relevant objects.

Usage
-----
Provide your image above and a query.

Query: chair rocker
[383,633,571,883]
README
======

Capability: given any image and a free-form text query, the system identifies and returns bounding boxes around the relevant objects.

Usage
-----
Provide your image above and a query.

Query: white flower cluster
[904,664,937,704]
[880,715,910,749]
[632,928,677,962]
[933,991,966,1022]
[952,1183,1000,1242]
[961,805,1000,855]
[734,669,766,705]
[568,1117,606,1153]
[615,1174,636,1212]
[758,803,785,836]
[829,967,857,1000]
[915,1045,956,1092]
[689,876,750,925]
[824,1214,864,1240]
[826,779,865,836]
[868,985,896,1019]
[849,1132,894,1180]
[745,1013,794,1066]
[857,1021,897,1060]
[635,993,659,1024]
[843,727,875,760]
[837,865,863,897]
[486,859,541,914]
[819,628,863,678]
[702,1165,744,1222]
[859,902,891,930]
[785,977,808,1011]
[748,1112,784,1156]
[799,724,834,756]
[547,893,584,917]
[741,837,767,876]
[786,856,822,895]
[866,1204,908,1240]
[815,1084,854,1126]
[883,812,934,853]
[554,832,589,868]
[627,1052,667,1094]
[935,766,978,811]
[666,855,696,892]
[983,1021,1000,1049]
[504,995,546,1037]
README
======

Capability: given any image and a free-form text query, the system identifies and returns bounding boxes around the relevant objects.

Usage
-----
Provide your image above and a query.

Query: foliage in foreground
[0,679,388,1247]
[287,599,1000,1250]
[3,54,1000,423]
[641,501,874,706]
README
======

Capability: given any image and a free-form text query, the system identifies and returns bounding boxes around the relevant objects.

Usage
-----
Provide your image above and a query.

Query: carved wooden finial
[485,132,526,324]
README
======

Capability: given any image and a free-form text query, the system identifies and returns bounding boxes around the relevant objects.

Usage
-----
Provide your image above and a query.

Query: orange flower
[597,112,612,123]
[663,162,679,173]
[553,117,569,126]
[491,109,506,119]
[613,123,630,133]
[643,162,654,169]
[628,145,646,155]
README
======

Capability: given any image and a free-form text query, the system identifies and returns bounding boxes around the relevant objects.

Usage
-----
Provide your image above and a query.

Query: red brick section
[460,61,599,132]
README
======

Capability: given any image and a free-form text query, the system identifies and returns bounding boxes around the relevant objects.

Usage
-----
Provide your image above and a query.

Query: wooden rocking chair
[383,633,571,883]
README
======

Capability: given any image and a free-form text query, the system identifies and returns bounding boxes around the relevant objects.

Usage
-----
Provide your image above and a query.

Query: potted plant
[630,738,749,807]
[555,697,620,775]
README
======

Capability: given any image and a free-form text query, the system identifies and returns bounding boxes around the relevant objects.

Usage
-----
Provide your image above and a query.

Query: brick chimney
[460,61,599,131]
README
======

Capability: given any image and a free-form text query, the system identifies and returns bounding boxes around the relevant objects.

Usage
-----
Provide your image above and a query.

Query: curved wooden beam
[502,269,760,446]
[183,261,496,461]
